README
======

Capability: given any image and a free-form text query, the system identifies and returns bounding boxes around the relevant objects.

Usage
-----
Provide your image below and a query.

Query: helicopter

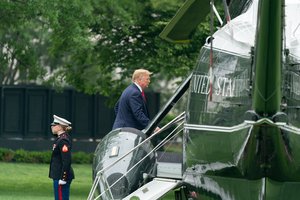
[88,0,300,199]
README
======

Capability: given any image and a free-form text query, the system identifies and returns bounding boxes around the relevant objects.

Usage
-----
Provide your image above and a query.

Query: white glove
[59,180,67,185]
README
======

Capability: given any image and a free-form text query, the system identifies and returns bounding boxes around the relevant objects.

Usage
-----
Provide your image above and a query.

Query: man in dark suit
[113,69,152,130]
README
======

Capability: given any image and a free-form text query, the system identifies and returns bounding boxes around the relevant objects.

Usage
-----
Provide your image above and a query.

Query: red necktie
[141,90,146,102]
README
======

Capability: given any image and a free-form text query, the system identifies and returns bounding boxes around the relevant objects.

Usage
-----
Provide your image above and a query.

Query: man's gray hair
[132,69,152,81]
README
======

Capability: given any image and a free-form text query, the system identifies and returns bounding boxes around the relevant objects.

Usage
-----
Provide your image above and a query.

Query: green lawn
[0,162,175,200]
[0,162,92,200]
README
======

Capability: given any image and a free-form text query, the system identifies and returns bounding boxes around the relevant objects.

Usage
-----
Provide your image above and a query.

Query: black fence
[0,85,160,152]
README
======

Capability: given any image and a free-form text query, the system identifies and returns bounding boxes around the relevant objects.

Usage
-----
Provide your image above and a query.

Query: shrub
[72,151,93,164]
[0,148,14,162]
[0,148,93,164]
[13,150,52,163]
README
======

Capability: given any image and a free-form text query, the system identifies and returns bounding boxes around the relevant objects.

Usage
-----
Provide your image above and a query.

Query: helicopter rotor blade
[159,0,210,43]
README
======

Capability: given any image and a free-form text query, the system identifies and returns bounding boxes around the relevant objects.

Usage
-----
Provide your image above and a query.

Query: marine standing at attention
[49,115,74,200]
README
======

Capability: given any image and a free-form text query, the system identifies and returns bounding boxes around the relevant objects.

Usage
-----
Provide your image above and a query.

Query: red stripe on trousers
[59,185,63,200]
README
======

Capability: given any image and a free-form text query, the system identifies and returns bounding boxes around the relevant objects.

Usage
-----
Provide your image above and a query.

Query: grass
[0,162,175,200]
[0,162,92,200]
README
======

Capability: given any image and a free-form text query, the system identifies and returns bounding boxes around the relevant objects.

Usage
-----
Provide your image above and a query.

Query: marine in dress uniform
[49,115,74,200]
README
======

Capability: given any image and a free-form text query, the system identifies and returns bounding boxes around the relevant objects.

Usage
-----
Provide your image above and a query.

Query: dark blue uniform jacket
[49,132,74,182]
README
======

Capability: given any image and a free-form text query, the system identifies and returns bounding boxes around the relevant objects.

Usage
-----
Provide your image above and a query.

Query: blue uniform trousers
[53,180,71,200]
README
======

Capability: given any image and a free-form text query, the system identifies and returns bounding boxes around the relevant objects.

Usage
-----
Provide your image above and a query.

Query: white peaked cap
[51,115,71,126]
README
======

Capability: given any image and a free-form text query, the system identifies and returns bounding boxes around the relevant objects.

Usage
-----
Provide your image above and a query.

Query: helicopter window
[282,61,300,128]
[187,47,252,127]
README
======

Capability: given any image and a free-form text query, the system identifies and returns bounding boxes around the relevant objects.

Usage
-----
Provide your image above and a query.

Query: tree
[0,0,211,105]
[66,0,208,104]
[0,0,95,85]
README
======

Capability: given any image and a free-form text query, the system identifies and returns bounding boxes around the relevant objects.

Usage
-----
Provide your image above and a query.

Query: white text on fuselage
[191,74,248,97]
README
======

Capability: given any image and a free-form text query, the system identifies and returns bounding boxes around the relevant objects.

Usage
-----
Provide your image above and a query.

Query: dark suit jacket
[112,83,149,130]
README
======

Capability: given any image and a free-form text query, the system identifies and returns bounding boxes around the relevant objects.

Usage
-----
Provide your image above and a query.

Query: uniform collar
[57,132,66,138]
